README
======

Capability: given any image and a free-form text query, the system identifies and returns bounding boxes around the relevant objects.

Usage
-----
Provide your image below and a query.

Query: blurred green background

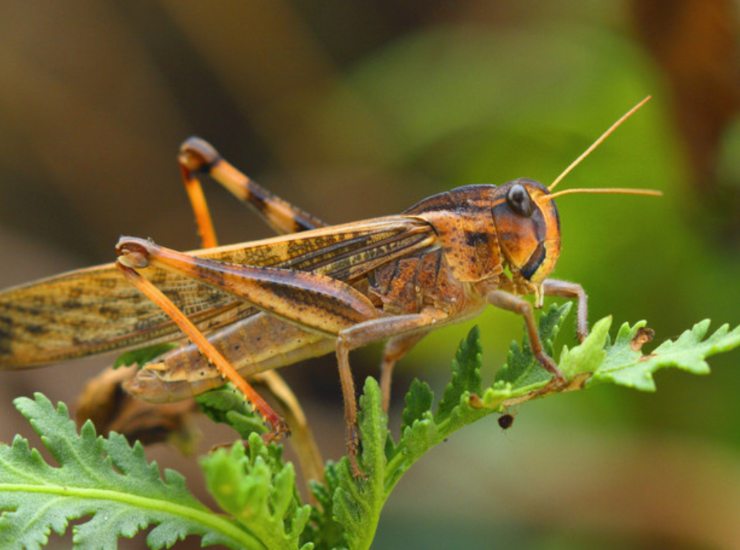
[0,1,738,548]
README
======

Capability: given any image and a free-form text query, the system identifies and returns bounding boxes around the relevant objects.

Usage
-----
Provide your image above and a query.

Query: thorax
[368,185,510,315]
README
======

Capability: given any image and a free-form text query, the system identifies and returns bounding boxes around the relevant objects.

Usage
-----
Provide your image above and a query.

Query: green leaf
[304,465,345,549]
[4,312,738,550]
[559,316,612,378]
[332,378,387,550]
[494,303,572,390]
[0,394,260,549]
[593,320,740,391]
[197,385,268,439]
[201,435,312,550]
[313,311,739,549]
[400,379,434,432]
[436,325,482,421]
[113,343,177,369]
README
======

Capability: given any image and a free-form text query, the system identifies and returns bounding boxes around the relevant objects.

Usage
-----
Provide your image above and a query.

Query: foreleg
[542,278,588,342]
[487,290,564,383]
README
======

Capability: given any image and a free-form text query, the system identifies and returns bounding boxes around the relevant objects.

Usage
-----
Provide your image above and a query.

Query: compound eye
[506,184,534,217]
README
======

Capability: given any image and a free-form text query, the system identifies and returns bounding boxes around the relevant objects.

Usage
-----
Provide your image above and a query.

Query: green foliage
[201,436,312,550]
[494,302,572,389]
[400,379,433,432]
[593,319,739,391]
[436,325,482,421]
[0,395,309,549]
[304,464,346,549]
[305,308,739,549]
[329,380,388,550]
[196,384,268,438]
[1,309,738,549]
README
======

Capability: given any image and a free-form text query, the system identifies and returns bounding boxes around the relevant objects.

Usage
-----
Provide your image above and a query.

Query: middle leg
[116,236,447,476]
[379,332,429,412]
[335,311,446,476]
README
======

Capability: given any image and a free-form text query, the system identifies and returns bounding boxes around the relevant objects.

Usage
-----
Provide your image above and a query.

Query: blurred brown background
[0,1,738,548]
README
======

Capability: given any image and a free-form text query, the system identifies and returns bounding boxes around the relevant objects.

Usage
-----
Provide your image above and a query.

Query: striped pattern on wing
[0,216,437,368]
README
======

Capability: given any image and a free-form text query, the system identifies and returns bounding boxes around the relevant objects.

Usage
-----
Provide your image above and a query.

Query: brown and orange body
[0,98,661,475]
[140,180,566,398]
[0,181,563,379]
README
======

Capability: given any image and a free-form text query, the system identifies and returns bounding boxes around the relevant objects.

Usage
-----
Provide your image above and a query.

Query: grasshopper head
[489,98,663,287]
[491,178,561,284]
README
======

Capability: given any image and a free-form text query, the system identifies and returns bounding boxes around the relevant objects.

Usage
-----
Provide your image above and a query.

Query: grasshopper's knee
[517,300,533,317]
[115,237,153,269]
[336,333,355,359]
[179,137,221,173]
[505,297,534,321]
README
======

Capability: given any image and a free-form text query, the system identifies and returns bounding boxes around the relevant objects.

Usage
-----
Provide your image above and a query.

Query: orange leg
[117,235,449,477]
[176,149,325,476]
[179,139,426,412]
[116,237,380,336]
[116,234,379,475]
[116,262,288,439]
[179,162,219,248]
[178,137,325,240]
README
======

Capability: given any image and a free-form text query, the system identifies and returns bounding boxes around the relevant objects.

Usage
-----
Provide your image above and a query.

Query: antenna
[549,96,652,191]
[543,187,662,201]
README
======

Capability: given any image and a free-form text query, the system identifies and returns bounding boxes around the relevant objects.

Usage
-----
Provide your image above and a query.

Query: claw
[347,423,366,479]
[534,350,567,391]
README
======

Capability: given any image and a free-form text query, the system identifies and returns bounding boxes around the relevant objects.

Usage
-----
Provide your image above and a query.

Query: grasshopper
[0,97,661,476]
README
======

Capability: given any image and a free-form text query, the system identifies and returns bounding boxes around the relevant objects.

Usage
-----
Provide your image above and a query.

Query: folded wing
[0,216,436,368]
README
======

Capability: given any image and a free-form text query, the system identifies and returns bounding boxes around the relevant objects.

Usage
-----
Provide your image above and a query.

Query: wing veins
[0,216,438,367]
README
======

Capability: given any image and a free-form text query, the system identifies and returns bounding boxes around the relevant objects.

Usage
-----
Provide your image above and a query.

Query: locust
[0,97,661,476]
